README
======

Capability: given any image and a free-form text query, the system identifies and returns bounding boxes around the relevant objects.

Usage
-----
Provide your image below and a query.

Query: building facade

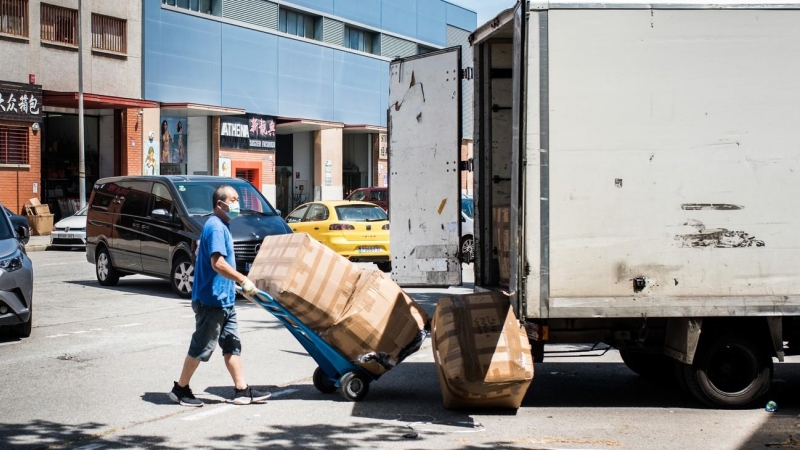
[143,0,476,213]
[0,0,150,218]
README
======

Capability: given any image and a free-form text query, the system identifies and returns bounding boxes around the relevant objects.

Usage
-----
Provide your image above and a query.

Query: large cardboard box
[432,291,533,409]
[248,233,362,330]
[27,214,54,236]
[493,206,511,286]
[321,270,429,375]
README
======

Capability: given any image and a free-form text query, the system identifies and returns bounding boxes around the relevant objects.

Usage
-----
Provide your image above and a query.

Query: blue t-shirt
[192,215,236,307]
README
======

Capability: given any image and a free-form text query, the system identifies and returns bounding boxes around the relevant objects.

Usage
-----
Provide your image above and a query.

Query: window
[0,126,28,164]
[279,8,315,39]
[117,181,151,217]
[162,0,218,15]
[0,0,28,37]
[418,45,436,55]
[91,13,126,54]
[344,26,374,54]
[303,204,329,222]
[40,3,77,46]
[369,189,386,202]
[286,204,309,223]
[151,183,174,218]
[335,205,387,222]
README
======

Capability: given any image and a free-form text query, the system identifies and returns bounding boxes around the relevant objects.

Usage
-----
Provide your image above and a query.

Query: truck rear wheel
[683,334,772,408]
[619,348,675,383]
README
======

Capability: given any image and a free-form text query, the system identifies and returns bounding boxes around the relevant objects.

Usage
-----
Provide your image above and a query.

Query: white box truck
[387,0,800,408]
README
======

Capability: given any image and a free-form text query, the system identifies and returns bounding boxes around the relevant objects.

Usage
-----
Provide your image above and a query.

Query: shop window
[0,0,29,37]
[279,8,316,39]
[0,125,28,164]
[40,3,78,46]
[91,13,126,54]
[344,26,375,54]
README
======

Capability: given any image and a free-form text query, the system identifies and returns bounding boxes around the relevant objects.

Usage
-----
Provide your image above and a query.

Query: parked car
[346,187,388,212]
[0,201,33,338]
[285,200,391,272]
[86,176,292,298]
[460,197,474,263]
[51,205,88,249]
[3,206,30,245]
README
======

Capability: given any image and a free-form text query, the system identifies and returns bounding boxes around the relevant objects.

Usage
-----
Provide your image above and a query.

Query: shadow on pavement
[0,420,176,450]
[65,279,182,301]
[735,362,800,449]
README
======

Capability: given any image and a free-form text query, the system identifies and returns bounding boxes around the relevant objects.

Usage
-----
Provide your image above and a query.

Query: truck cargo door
[388,47,463,287]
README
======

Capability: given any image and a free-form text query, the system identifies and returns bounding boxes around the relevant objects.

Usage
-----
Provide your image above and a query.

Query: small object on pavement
[765,400,778,412]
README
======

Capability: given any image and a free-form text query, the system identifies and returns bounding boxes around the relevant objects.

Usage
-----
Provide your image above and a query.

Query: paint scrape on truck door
[388,47,462,287]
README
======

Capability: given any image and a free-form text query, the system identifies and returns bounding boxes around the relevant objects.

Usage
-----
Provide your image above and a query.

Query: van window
[118,181,152,217]
[151,183,175,218]
[174,181,278,217]
[90,182,118,211]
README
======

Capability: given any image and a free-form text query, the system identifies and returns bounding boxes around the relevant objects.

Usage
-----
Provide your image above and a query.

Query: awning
[343,125,386,134]
[159,102,245,117]
[276,119,344,135]
[43,91,158,109]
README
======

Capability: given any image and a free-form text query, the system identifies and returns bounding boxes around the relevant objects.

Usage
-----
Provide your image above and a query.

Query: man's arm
[211,253,246,284]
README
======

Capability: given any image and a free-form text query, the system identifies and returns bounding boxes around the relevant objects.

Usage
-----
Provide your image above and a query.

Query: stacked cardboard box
[248,233,429,375]
[23,198,53,236]
[432,291,533,409]
[493,205,511,286]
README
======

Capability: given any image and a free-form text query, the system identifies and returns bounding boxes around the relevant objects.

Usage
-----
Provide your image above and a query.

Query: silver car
[51,205,88,248]
[0,202,33,338]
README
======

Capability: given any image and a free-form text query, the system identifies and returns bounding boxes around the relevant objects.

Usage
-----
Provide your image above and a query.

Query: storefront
[0,81,43,214]
[41,92,157,221]
[217,113,277,207]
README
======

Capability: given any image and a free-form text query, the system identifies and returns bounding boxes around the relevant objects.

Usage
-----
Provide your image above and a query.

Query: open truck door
[388,47,463,287]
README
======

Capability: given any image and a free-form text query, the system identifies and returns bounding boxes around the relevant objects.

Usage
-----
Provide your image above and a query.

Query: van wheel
[96,246,120,286]
[171,255,194,299]
[683,334,772,408]
[460,236,475,263]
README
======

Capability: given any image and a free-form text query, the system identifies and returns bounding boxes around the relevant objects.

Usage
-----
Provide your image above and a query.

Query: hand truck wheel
[312,367,338,394]
[339,371,370,401]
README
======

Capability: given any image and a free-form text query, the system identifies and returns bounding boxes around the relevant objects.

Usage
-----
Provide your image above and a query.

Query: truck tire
[683,334,772,408]
[619,348,675,384]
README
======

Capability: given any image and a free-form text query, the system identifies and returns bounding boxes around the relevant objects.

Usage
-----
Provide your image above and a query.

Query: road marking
[182,404,238,421]
[75,444,105,450]
[114,323,142,328]
[40,262,74,266]
[0,340,22,347]
[181,388,295,421]
[47,334,70,338]
[269,388,298,398]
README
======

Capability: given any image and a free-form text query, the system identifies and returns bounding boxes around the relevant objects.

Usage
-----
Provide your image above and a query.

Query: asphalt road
[1,249,799,449]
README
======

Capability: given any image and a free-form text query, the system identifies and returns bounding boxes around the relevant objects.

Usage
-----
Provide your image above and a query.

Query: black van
[86,176,291,298]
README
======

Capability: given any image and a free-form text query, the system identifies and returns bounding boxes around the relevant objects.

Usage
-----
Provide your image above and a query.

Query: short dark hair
[213,185,232,208]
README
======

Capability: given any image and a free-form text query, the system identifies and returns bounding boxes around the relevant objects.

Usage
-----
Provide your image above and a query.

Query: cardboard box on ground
[248,233,429,376]
[432,291,534,409]
[23,198,53,236]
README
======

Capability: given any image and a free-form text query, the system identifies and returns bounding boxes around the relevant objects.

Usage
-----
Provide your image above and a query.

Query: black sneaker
[233,385,271,405]
[169,381,204,407]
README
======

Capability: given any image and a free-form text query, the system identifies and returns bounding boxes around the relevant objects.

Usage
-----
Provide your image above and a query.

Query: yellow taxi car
[285,200,391,272]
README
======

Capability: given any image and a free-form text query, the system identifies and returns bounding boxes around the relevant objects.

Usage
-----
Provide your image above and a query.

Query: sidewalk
[24,235,51,252]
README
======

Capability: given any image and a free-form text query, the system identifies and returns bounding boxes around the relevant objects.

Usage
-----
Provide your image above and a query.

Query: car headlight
[0,250,23,272]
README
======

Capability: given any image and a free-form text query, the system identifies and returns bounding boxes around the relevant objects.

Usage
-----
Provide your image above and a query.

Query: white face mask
[223,200,240,219]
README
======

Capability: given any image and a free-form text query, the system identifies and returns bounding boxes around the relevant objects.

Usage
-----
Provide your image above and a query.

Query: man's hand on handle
[240,278,258,297]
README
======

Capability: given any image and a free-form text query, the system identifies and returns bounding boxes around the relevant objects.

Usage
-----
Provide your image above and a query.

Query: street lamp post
[78,0,86,208]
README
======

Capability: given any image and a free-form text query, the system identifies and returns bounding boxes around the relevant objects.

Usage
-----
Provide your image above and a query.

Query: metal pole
[78,0,86,208]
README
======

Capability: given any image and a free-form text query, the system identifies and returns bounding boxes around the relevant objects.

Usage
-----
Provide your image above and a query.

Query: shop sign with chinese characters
[0,81,43,122]
[220,114,276,151]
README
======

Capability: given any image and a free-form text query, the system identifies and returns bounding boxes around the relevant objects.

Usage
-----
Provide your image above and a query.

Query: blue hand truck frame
[242,288,379,401]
